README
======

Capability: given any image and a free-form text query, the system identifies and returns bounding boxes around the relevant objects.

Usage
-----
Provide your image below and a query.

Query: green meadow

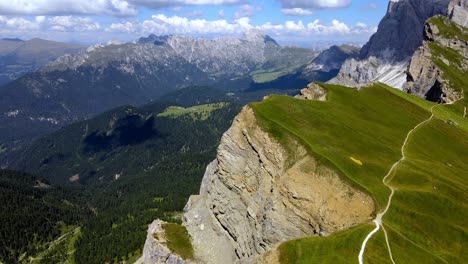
[251,82,467,263]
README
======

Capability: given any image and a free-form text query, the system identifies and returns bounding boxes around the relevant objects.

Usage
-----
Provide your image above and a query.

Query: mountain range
[0,38,84,86]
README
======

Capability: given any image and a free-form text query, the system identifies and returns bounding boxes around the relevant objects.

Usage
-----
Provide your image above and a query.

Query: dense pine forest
[0,87,241,263]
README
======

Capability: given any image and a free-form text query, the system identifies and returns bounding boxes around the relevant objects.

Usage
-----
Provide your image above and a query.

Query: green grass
[251,82,468,263]
[157,102,227,120]
[279,225,375,264]
[162,223,194,260]
[30,226,81,264]
[252,83,431,207]
[252,64,303,83]
[427,16,468,42]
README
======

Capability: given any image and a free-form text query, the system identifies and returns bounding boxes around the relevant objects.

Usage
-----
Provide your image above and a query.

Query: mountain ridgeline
[0,30,324,147]
[0,38,84,86]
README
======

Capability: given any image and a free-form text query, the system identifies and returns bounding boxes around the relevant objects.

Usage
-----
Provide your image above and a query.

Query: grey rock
[331,0,451,89]
[295,83,327,101]
[182,106,375,263]
[136,220,187,264]
[403,16,467,103]
[449,0,468,27]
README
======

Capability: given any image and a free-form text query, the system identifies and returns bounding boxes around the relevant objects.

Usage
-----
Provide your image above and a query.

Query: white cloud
[280,0,352,9]
[0,0,137,16]
[128,0,246,9]
[281,8,314,16]
[0,16,41,31]
[48,16,100,32]
[107,21,137,33]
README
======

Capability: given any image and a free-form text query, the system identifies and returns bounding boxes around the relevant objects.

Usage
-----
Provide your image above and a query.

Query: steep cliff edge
[136,220,187,264]
[181,105,374,263]
[403,15,467,103]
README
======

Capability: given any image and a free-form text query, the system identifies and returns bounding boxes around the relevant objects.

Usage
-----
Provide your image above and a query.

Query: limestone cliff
[449,0,468,27]
[136,220,187,264]
[182,104,375,263]
[330,0,451,89]
[403,16,467,103]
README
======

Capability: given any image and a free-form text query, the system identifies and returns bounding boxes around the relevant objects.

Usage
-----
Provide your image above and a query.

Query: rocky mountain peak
[243,29,278,45]
[360,0,450,61]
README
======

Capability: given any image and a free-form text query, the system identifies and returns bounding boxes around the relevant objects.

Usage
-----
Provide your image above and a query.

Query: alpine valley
[0,0,467,264]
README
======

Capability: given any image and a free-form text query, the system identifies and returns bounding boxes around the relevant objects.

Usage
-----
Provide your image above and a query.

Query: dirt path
[358,105,437,264]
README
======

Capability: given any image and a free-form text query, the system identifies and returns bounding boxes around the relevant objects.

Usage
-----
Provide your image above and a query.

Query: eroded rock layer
[182,106,375,263]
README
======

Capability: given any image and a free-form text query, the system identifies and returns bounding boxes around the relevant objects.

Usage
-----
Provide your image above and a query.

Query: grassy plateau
[251,82,467,263]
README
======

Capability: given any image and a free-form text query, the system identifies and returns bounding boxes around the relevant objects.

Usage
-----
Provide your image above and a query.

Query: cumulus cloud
[106,13,375,43]
[280,0,352,9]
[48,16,100,32]
[0,16,42,31]
[0,0,137,16]
[127,0,246,9]
[281,8,314,16]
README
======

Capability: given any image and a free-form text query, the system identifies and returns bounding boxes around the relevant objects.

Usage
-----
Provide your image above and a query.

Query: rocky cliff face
[403,15,467,103]
[330,0,451,89]
[449,0,468,27]
[301,45,359,78]
[136,220,186,264]
[180,105,374,263]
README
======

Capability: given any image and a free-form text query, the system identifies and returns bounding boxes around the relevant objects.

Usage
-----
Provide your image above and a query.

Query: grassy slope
[251,81,468,263]
[157,102,227,120]
[162,223,194,260]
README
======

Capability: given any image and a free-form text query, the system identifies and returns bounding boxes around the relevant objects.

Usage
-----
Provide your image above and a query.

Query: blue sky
[0,0,389,48]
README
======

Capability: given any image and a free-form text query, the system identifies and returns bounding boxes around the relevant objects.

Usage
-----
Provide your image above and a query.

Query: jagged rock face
[302,45,359,74]
[295,83,327,101]
[403,17,467,103]
[449,0,468,27]
[136,220,186,264]
[138,31,271,78]
[330,0,451,89]
[361,0,450,60]
[182,106,374,264]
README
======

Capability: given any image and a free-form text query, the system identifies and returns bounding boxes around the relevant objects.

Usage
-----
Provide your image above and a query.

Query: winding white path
[358,105,437,264]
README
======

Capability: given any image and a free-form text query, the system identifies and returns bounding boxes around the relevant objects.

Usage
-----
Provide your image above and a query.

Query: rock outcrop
[403,16,467,103]
[449,0,468,27]
[295,83,327,101]
[136,220,186,264]
[181,105,375,263]
[301,45,359,78]
[330,0,451,89]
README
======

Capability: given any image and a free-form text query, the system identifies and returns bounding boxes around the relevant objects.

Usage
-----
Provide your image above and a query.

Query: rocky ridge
[136,220,186,264]
[403,14,467,103]
[301,45,359,79]
[330,0,451,89]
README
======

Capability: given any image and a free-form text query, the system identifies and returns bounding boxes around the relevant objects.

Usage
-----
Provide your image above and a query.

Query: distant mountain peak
[243,29,278,45]
[1,38,24,42]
